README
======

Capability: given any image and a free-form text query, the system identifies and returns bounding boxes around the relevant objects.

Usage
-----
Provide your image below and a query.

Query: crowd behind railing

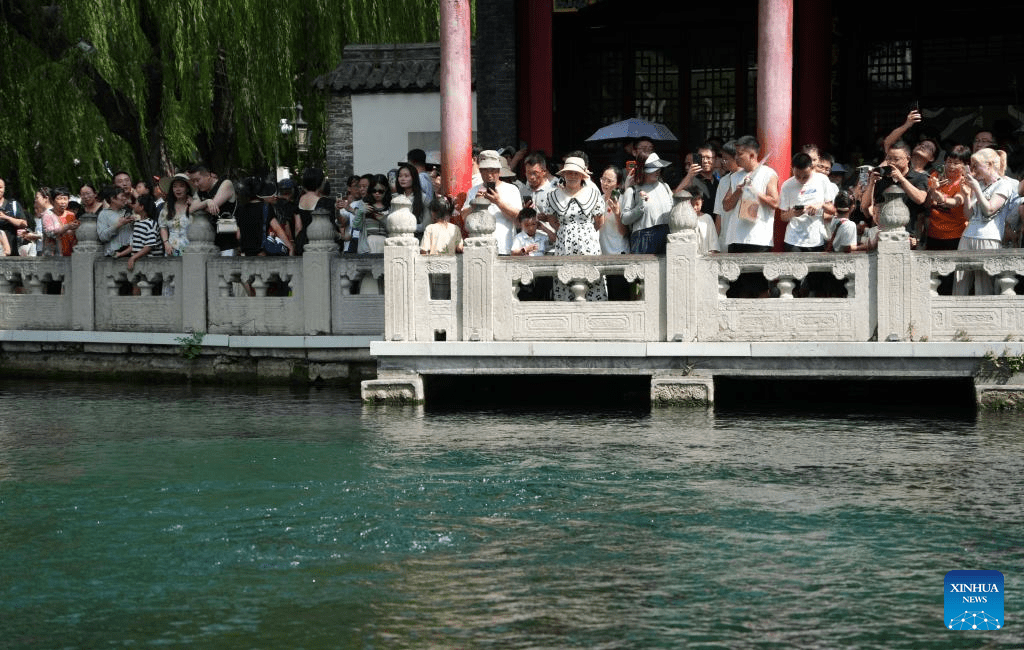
[2,110,1023,301]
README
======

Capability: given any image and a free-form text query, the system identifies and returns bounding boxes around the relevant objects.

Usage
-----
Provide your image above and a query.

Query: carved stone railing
[0,206,385,337]
[95,257,183,332]
[913,249,1024,341]
[6,196,1024,344]
[700,252,873,341]
[0,257,72,329]
[495,255,659,341]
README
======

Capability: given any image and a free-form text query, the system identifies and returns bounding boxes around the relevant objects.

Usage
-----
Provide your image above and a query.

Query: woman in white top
[158,174,193,256]
[620,153,673,254]
[954,148,1016,295]
[598,165,629,255]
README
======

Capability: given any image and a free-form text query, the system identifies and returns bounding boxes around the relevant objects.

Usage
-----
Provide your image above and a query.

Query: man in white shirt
[720,135,779,297]
[714,140,740,242]
[779,152,836,252]
[461,150,523,254]
[721,135,779,253]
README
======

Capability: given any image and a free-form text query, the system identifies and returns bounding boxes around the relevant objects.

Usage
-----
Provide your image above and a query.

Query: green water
[0,381,1021,649]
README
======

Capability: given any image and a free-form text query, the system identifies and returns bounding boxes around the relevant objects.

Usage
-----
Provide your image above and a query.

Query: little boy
[511,207,553,300]
[511,207,552,256]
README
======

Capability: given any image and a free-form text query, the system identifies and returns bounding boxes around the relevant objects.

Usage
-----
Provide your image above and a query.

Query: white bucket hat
[477,150,502,170]
[643,152,671,172]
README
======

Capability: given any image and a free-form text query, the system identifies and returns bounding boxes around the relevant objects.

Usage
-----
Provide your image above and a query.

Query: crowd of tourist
[1,111,1022,300]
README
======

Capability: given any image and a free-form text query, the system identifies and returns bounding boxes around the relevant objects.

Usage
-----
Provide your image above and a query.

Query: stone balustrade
[0,205,385,337]
[380,192,1024,344]
[4,193,1024,344]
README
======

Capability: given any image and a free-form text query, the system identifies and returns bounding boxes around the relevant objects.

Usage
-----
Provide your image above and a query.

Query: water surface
[0,381,1020,648]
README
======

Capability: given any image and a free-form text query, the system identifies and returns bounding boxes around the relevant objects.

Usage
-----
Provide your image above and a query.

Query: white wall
[351,92,478,176]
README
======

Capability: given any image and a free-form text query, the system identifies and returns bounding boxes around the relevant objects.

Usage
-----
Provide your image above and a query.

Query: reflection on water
[0,381,1021,649]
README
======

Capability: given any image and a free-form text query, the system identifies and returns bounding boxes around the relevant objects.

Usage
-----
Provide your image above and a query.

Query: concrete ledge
[361,375,424,404]
[0,330,380,349]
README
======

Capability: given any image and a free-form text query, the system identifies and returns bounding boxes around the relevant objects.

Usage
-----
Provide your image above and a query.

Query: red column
[757,0,793,251]
[440,0,474,207]
[517,0,553,154]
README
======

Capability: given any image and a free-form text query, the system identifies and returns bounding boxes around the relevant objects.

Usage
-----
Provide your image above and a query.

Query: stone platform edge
[1,330,383,385]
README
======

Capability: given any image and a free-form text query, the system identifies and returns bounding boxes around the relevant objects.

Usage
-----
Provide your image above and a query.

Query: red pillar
[440,0,474,207]
[517,0,553,155]
[757,0,793,251]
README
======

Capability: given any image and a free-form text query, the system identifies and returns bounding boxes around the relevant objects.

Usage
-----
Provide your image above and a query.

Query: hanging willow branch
[0,0,469,199]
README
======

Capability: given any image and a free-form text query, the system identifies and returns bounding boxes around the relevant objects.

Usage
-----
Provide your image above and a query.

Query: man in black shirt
[862,141,928,243]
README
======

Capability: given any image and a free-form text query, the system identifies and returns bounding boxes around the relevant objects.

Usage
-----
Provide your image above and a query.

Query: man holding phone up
[461,150,523,254]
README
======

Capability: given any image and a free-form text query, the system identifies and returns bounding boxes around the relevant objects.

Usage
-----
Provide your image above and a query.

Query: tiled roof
[314,42,475,93]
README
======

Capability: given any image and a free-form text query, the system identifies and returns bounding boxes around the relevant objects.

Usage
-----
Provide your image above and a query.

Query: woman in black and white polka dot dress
[549,156,607,301]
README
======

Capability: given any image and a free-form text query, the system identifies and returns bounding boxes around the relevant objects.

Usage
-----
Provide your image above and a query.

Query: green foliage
[978,349,1024,382]
[0,0,463,199]
[175,331,205,360]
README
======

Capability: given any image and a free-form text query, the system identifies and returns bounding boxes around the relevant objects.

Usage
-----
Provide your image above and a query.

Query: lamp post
[293,103,309,155]
[277,104,309,178]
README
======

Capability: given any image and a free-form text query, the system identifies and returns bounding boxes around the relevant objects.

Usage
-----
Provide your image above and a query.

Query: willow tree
[0,0,445,198]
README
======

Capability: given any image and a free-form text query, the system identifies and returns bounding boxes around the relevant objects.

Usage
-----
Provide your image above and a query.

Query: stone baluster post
[875,185,913,341]
[655,189,715,404]
[460,196,497,341]
[383,194,420,341]
[182,208,218,333]
[71,211,102,330]
[302,204,338,335]
[666,191,700,342]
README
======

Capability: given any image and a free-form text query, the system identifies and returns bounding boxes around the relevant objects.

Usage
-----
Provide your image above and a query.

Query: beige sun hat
[557,157,590,176]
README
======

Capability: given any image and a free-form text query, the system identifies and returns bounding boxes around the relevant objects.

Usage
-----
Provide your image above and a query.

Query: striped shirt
[130,218,163,256]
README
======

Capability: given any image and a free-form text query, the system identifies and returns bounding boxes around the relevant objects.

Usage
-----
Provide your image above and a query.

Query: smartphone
[485,181,496,192]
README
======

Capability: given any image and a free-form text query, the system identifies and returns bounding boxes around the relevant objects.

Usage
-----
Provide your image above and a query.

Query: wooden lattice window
[867,40,912,91]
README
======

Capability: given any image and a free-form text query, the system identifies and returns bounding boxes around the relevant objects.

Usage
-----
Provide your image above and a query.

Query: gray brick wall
[476,0,517,150]
[324,93,354,181]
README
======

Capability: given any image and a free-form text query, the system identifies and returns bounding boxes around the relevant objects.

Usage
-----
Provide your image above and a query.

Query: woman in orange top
[925,145,970,250]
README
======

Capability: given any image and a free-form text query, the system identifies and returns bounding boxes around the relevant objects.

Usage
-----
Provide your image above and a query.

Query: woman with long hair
[598,165,628,256]
[395,163,428,234]
[158,174,193,256]
[356,174,392,254]
[954,147,1016,295]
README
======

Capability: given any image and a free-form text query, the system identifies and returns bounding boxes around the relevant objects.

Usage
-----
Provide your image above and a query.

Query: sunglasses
[372,188,386,194]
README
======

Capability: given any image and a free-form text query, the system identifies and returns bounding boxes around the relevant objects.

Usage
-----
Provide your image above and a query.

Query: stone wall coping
[372,340,1024,359]
[0,330,380,349]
